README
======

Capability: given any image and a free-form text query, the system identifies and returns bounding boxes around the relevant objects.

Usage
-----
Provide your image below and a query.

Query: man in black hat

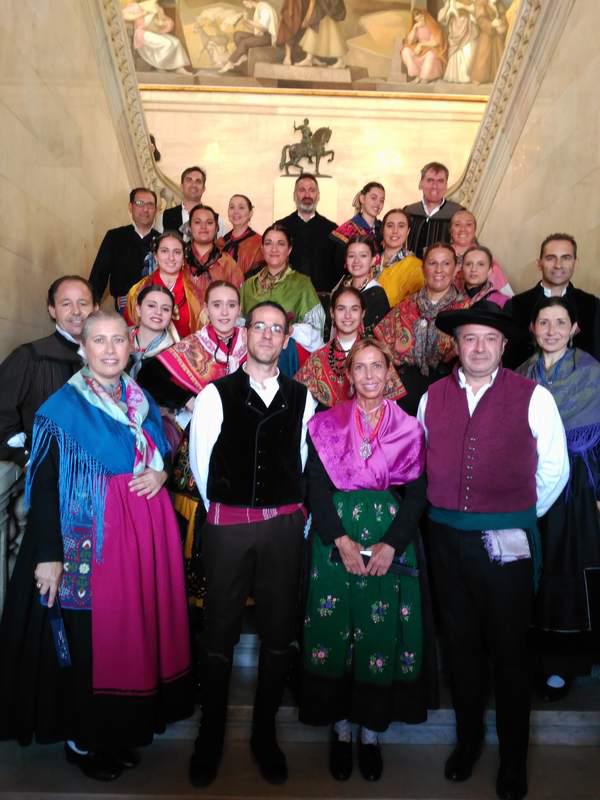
[417,301,569,800]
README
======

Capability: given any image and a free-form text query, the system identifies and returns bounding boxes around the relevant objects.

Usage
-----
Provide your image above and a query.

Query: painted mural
[122,0,520,94]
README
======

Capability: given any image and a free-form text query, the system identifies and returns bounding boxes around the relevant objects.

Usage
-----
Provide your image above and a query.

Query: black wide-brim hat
[435,300,515,338]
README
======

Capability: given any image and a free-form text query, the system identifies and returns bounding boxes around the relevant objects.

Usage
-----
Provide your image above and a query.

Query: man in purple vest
[417,301,569,800]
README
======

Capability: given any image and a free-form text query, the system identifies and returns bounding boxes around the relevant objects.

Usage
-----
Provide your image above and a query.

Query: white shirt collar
[421,197,445,218]
[541,281,568,298]
[458,366,499,413]
[243,363,280,392]
[56,325,84,357]
[297,211,316,223]
[133,223,152,239]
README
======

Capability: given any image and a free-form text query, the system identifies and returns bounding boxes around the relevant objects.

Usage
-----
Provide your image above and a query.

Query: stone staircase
[1,633,600,798]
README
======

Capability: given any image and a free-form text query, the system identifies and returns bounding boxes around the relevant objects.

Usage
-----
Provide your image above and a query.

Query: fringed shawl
[156,325,246,394]
[26,377,169,570]
[295,339,406,407]
[309,399,425,491]
[517,348,600,491]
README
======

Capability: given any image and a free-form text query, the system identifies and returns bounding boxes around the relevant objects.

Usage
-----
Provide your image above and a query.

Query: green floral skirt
[300,489,425,731]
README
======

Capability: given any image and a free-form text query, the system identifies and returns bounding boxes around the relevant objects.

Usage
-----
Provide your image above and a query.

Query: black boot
[250,646,289,784]
[189,653,232,788]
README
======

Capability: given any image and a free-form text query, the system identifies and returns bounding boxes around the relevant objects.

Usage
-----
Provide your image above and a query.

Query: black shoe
[250,731,288,784]
[496,766,528,800]
[64,744,122,782]
[189,744,222,788]
[111,748,141,769]
[329,730,352,781]
[357,740,383,782]
[444,740,483,782]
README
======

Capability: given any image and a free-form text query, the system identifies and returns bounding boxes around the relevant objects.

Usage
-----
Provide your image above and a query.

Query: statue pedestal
[254,62,366,88]
[273,177,339,227]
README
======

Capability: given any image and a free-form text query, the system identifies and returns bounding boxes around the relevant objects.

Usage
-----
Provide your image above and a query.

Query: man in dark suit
[162,166,205,234]
[162,166,225,239]
[404,161,464,259]
[0,276,98,465]
[275,174,339,293]
[89,187,159,310]
[503,233,600,368]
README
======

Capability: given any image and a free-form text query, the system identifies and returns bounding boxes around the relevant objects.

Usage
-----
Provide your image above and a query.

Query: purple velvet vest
[425,368,537,513]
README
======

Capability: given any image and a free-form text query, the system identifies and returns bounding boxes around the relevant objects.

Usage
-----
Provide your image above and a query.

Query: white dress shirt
[189,367,317,510]
[416,368,570,517]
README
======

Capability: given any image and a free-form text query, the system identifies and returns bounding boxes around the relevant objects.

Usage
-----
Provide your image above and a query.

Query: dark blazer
[275,211,340,293]
[0,332,82,463]
[162,205,184,233]
[503,282,600,368]
[89,224,158,301]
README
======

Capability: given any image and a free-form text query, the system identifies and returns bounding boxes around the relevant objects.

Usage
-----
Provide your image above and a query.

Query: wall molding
[85,0,180,206]
[451,0,576,223]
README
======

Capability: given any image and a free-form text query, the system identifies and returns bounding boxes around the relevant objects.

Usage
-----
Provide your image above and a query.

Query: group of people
[0,158,599,800]
[401,0,514,85]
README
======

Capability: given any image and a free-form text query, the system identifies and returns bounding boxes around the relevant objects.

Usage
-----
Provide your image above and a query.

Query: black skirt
[537,456,600,632]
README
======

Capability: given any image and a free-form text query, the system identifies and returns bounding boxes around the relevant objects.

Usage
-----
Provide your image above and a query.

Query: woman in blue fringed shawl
[517,296,600,700]
[0,311,193,781]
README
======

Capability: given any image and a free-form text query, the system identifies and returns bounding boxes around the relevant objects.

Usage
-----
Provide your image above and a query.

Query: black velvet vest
[207,369,308,507]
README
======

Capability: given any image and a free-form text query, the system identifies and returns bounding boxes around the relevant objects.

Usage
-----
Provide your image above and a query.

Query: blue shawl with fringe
[26,377,169,574]
[517,348,600,493]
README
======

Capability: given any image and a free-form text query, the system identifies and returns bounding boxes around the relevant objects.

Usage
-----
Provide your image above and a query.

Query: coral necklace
[355,402,385,460]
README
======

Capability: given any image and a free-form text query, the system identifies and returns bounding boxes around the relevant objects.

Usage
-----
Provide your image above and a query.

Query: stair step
[172,664,600,746]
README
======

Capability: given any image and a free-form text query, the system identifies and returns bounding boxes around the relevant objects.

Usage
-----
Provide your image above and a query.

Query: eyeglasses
[132,199,156,208]
[248,321,286,335]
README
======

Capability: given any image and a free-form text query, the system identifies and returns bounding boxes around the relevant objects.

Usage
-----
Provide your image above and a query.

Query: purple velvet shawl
[309,398,425,491]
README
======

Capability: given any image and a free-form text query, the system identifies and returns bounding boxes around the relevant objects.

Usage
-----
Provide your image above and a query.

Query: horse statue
[279,124,335,177]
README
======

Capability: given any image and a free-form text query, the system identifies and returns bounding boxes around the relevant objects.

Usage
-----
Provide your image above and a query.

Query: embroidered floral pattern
[400,604,411,621]
[356,578,368,590]
[318,595,338,617]
[388,504,397,516]
[336,502,344,519]
[311,567,319,580]
[371,600,389,623]
[360,527,370,543]
[373,503,384,522]
[352,503,364,520]
[400,651,416,673]
[369,653,387,673]
[353,627,364,641]
[311,646,329,666]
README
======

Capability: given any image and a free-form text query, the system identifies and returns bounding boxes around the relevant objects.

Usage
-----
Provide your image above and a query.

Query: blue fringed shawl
[26,379,169,567]
[517,348,600,493]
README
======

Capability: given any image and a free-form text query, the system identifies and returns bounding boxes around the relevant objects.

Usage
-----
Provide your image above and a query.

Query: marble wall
[479,0,600,295]
[142,89,485,234]
[0,0,131,359]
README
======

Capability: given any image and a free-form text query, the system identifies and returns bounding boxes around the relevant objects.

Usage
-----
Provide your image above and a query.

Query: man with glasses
[503,233,600,367]
[188,301,316,788]
[89,187,159,311]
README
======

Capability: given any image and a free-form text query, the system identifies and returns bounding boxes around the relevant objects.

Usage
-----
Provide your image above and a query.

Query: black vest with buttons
[207,369,308,507]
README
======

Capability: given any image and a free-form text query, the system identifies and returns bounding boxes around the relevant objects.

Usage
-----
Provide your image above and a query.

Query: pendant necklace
[355,403,384,460]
